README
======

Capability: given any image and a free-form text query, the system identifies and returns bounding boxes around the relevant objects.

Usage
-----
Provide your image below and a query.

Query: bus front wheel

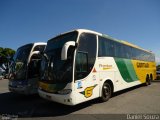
[100,82,112,102]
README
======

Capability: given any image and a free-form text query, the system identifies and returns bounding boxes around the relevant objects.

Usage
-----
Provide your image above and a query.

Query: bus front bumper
[9,85,31,95]
[8,81,37,95]
[38,89,75,105]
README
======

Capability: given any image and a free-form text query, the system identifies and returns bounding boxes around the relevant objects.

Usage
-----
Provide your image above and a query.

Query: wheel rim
[103,84,110,98]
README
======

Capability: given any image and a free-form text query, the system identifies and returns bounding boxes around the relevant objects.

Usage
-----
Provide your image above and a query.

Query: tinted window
[46,32,78,52]
[115,42,124,58]
[41,31,78,83]
[75,52,88,79]
[98,36,155,62]
[33,45,46,52]
[75,33,97,80]
[123,45,132,59]
[98,36,115,57]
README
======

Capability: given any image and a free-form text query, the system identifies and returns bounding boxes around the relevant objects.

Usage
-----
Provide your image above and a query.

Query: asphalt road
[0,79,160,120]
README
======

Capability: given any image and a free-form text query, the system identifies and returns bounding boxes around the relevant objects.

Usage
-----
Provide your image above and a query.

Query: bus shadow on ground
[0,82,156,118]
[0,92,98,118]
[152,79,160,82]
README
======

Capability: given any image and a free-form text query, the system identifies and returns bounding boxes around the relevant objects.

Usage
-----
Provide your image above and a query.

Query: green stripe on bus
[114,58,138,82]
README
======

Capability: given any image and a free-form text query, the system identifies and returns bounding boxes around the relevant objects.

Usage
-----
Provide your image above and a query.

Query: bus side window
[75,52,88,80]
[98,36,115,57]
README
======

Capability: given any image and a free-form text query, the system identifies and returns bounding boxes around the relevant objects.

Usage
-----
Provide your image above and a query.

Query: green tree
[0,47,15,65]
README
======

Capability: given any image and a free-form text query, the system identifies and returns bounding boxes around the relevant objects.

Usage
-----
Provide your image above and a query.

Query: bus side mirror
[61,41,76,60]
[29,51,40,62]
[30,51,40,57]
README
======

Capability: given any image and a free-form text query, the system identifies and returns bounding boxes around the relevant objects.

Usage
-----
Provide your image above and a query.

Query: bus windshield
[10,44,33,80]
[41,31,78,84]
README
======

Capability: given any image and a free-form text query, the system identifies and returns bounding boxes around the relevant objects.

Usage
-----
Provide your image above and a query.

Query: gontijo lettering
[137,62,149,68]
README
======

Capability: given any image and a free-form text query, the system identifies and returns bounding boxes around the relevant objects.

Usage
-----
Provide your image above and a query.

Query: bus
[9,42,47,95]
[38,29,156,105]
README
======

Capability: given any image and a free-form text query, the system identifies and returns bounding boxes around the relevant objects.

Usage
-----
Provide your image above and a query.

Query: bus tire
[149,74,153,85]
[145,75,150,86]
[100,82,112,102]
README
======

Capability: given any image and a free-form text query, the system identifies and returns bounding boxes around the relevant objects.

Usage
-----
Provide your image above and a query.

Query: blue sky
[0,0,160,64]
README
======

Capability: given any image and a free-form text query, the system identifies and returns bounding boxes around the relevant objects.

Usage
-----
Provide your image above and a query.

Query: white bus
[38,29,156,105]
[9,42,47,95]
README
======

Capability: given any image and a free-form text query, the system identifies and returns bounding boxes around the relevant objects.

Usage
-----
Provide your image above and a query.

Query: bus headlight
[57,89,72,95]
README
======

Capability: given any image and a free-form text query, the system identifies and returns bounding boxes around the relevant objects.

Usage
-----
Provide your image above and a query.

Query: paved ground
[0,79,9,94]
[0,79,160,120]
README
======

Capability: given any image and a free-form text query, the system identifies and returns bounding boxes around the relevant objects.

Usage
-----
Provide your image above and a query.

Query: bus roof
[101,34,152,54]
[75,29,153,54]
[33,42,47,46]
[16,42,46,51]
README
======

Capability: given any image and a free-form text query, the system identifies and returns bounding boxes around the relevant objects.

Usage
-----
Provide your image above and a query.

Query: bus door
[74,51,99,104]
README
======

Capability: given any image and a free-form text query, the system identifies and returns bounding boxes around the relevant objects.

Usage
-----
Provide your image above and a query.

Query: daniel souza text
[127,114,160,120]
